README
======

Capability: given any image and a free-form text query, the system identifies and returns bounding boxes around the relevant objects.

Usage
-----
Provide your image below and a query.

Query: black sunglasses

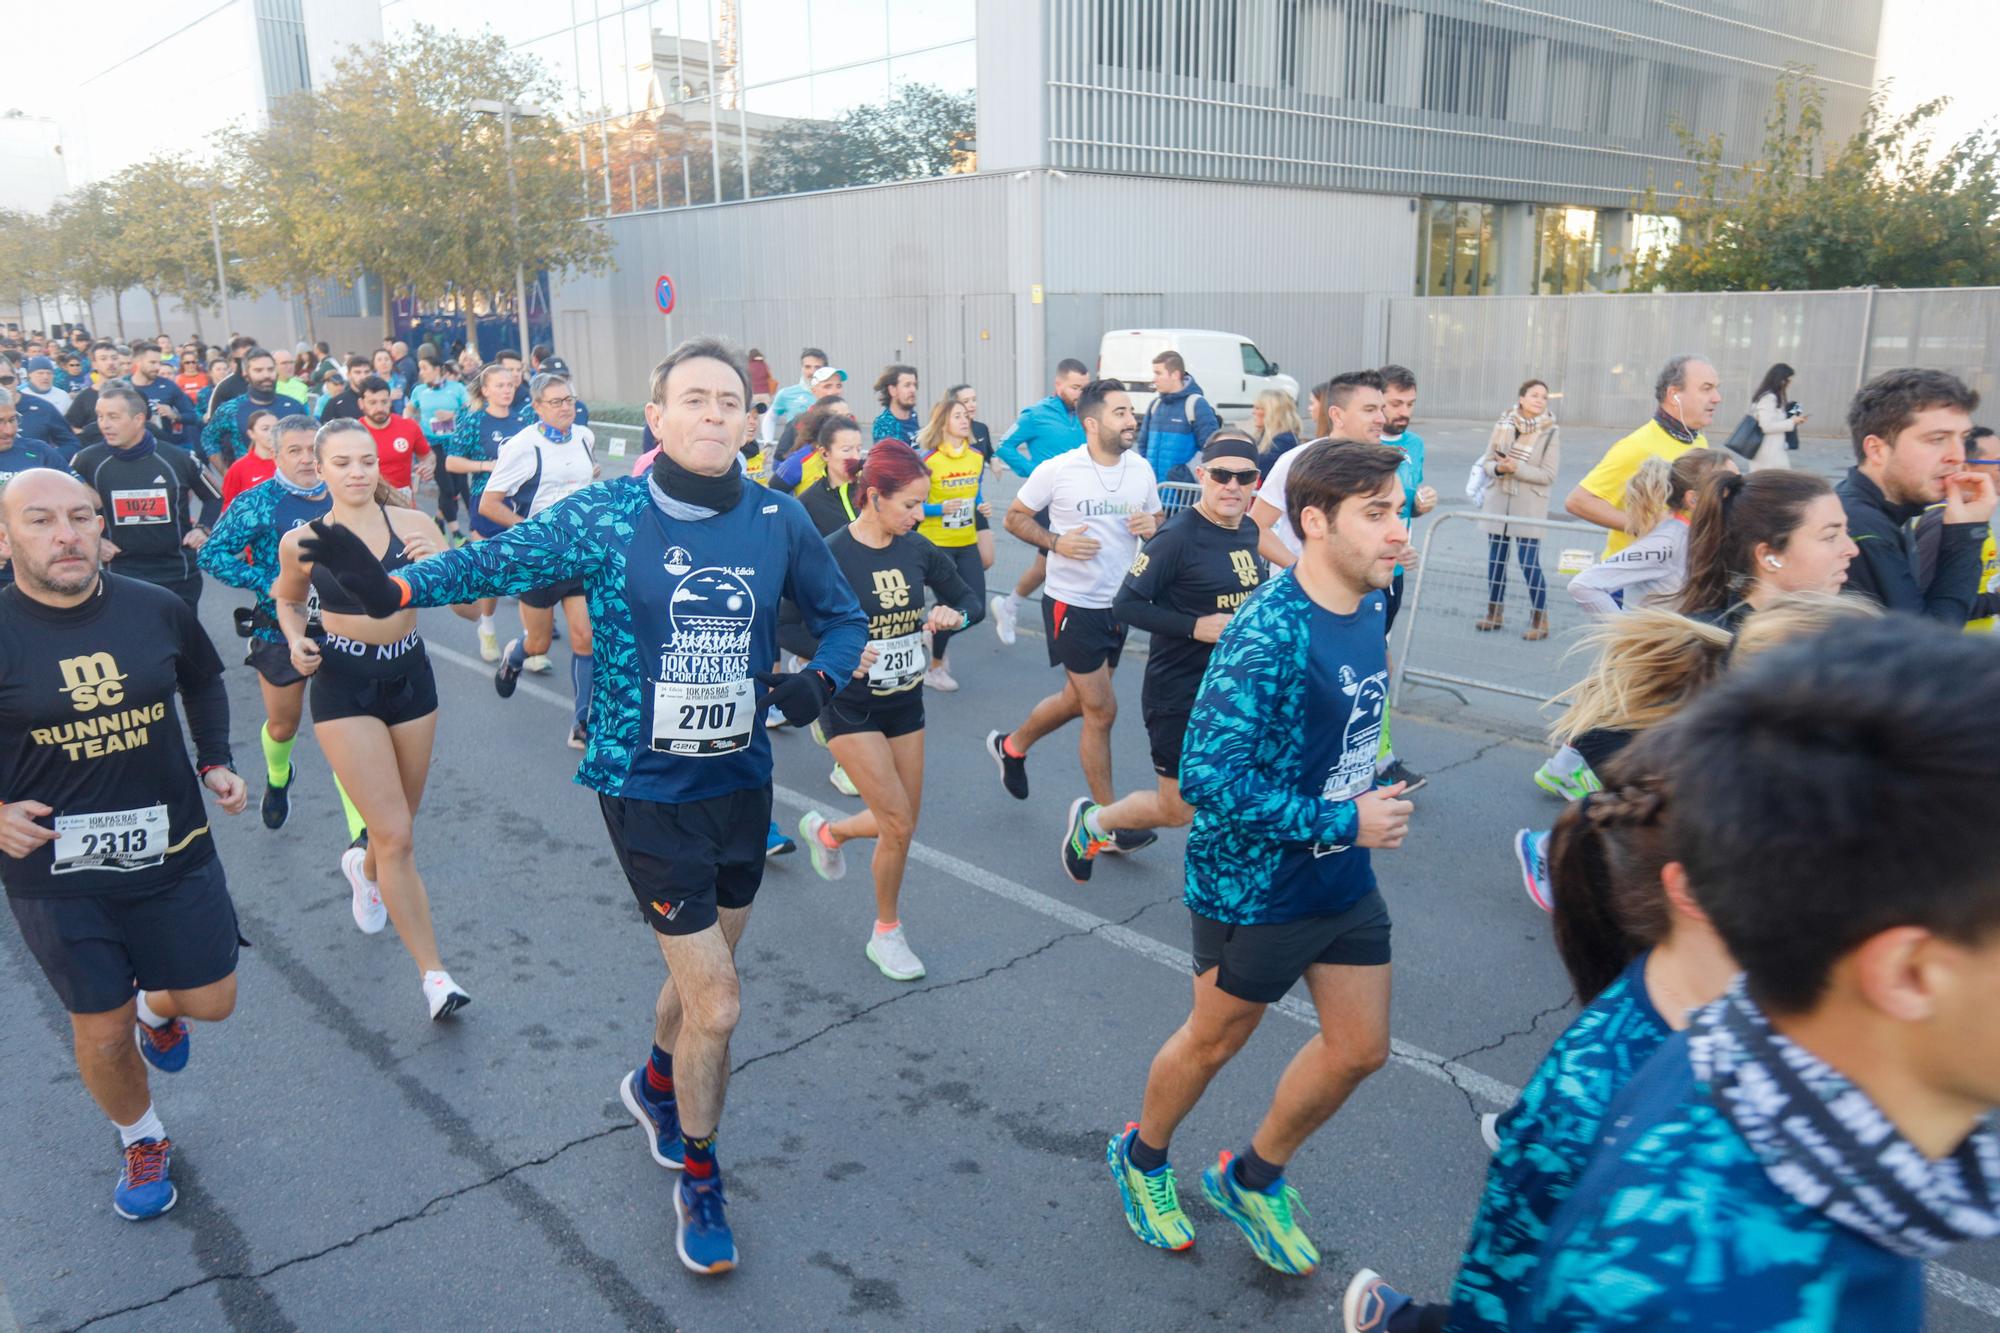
[1206,467,1259,486]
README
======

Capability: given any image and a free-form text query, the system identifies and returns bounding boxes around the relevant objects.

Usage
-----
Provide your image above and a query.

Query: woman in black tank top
[271,420,471,1022]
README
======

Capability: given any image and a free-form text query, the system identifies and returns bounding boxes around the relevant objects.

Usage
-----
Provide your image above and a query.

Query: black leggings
[436,468,471,525]
[1486,534,1547,613]
[929,545,986,663]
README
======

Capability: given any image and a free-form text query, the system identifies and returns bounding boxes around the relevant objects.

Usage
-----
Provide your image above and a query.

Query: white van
[1096,329,1299,423]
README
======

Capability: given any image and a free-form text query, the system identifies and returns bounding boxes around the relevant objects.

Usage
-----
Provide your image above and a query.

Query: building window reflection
[1415,198,1495,296]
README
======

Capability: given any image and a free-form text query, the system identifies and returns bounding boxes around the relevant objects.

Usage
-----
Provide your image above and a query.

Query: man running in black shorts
[0,469,249,1221]
[988,380,1161,850]
[1064,435,1267,881]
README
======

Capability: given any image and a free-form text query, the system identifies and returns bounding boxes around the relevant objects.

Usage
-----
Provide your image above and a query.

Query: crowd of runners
[3,324,1999,1328]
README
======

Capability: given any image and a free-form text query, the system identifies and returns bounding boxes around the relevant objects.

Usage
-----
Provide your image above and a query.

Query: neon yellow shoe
[1201,1151,1318,1275]
[1106,1124,1194,1251]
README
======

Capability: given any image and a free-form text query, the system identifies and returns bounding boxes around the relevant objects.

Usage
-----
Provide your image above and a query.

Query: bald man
[0,468,249,1222]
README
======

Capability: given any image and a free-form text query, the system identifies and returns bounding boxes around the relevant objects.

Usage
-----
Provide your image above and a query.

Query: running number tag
[1557,548,1596,576]
[866,631,926,691]
[109,488,170,525]
[941,498,974,530]
[51,805,170,874]
[651,678,754,756]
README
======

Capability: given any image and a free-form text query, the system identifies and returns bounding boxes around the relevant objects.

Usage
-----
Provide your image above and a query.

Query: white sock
[1083,806,1108,839]
[478,612,495,632]
[134,990,169,1030]
[1004,591,1022,611]
[423,969,455,992]
[115,1104,167,1148]
[1547,744,1585,779]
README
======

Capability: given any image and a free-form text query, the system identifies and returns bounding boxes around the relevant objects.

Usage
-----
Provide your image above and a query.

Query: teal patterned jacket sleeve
[445,408,494,500]
[195,480,285,642]
[198,411,232,463]
[399,485,618,608]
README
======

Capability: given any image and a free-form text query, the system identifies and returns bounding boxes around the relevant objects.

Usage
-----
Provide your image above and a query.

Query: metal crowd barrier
[1158,481,1201,517]
[593,420,645,465]
[1389,510,1612,709]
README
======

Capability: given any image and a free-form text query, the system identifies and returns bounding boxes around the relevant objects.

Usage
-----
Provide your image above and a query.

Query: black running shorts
[599,788,772,937]
[1144,708,1191,780]
[308,632,439,727]
[246,635,307,688]
[8,854,242,1015]
[1041,598,1126,674]
[821,688,926,741]
[1189,891,1392,1004]
[519,577,586,610]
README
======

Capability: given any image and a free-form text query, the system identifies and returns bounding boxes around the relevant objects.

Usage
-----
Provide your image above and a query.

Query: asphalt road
[4,419,1994,1332]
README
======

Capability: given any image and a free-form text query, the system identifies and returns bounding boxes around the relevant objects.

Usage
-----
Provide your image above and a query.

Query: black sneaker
[1061,797,1104,884]
[260,764,294,830]
[495,639,522,698]
[986,729,1029,800]
[1377,758,1425,790]
[1102,828,1158,855]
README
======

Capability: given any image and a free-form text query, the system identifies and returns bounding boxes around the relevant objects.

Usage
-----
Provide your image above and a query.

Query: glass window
[813,62,889,120]
[1240,342,1272,376]
[810,0,889,70]
[888,39,975,96]
[886,0,974,52]
[740,0,811,86]
[1454,201,1483,295]
[1424,199,1454,296]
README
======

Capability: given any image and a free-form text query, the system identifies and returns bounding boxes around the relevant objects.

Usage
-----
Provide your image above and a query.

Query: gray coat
[1480,418,1561,539]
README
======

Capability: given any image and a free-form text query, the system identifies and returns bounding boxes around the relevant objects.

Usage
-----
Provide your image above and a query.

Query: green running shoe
[1532,759,1601,801]
[1201,1151,1318,1275]
[1106,1124,1194,1251]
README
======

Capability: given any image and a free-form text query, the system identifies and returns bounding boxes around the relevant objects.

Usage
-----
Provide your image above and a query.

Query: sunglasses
[1206,467,1259,486]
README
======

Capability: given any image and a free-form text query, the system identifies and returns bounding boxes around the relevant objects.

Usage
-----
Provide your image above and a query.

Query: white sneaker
[830,763,858,797]
[524,654,554,674]
[424,970,471,1020]
[925,664,959,692]
[477,627,500,662]
[341,847,387,935]
[799,811,845,881]
[1480,1112,1502,1153]
[810,717,829,748]
[990,594,1018,646]
[866,925,926,981]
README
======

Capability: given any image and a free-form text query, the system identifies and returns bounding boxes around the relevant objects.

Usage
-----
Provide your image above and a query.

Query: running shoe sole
[1480,1112,1502,1153]
[1343,1268,1405,1333]
[1105,1128,1194,1252]
[1531,766,1570,799]
[673,1186,738,1275]
[618,1070,684,1170]
[986,730,1027,800]
[430,989,471,1020]
[1514,829,1552,913]
[1101,829,1158,856]
[799,812,845,881]
[112,1184,178,1221]
[865,935,927,981]
[495,641,522,699]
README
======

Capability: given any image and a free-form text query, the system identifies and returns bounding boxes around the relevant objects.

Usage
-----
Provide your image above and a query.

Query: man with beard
[358,376,432,504]
[199,348,305,469]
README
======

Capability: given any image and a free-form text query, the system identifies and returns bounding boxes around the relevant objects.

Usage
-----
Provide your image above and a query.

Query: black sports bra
[310,505,418,616]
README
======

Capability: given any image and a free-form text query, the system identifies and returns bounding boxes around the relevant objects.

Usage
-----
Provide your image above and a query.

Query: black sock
[1231,1145,1284,1193]
[1127,1132,1168,1174]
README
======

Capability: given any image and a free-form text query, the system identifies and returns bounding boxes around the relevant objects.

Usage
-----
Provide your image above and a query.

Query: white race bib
[110,488,170,525]
[52,804,170,874]
[650,678,754,756]
[941,498,974,530]
[866,631,926,691]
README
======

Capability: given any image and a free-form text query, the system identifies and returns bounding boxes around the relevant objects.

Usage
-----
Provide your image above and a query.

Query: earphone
[1764,556,1784,569]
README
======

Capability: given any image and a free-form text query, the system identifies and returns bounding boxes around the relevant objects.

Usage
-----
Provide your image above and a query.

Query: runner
[0,391,75,574]
[74,384,222,611]
[483,371,601,748]
[0,468,249,1221]
[1105,442,1414,1275]
[445,363,524,661]
[299,337,867,1274]
[871,364,920,446]
[410,353,471,543]
[986,380,1160,836]
[795,442,982,980]
[914,393,988,692]
[273,420,467,1021]
[1472,619,2000,1329]
[199,415,370,839]
[358,376,432,506]
[1563,354,1718,554]
[219,409,279,506]
[1062,436,1267,882]
[990,360,1089,644]
[792,415,869,799]
[198,347,305,470]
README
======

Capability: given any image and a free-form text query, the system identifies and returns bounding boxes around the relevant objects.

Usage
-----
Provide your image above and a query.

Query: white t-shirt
[488,423,598,519]
[1256,438,1323,558]
[1017,446,1162,609]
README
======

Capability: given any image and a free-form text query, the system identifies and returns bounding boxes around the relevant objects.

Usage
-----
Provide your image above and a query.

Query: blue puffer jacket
[1138,377,1221,482]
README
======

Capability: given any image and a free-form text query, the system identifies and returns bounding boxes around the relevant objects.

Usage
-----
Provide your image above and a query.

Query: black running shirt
[824,528,981,703]
[1114,505,1268,715]
[0,575,232,897]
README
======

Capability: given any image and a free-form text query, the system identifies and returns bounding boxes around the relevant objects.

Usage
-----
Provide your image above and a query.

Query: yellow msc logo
[58,653,126,711]
[872,569,910,609]
[1230,549,1262,588]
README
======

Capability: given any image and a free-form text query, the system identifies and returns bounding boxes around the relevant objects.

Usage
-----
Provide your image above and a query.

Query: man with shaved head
[0,468,249,1222]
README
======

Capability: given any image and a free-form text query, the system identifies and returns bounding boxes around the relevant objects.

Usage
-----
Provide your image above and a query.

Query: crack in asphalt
[1417,736,1518,781]
[1390,994,1575,1121]
[60,900,1172,1331]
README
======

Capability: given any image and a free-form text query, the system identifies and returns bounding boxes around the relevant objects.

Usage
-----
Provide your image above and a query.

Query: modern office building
[391,1,1882,418]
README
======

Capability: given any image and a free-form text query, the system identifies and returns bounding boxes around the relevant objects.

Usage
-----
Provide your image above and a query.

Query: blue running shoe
[135,1017,190,1074]
[1201,1152,1318,1275]
[765,820,795,857]
[674,1176,738,1274]
[1343,1268,1419,1333]
[1513,829,1553,913]
[618,1069,684,1169]
[113,1138,177,1221]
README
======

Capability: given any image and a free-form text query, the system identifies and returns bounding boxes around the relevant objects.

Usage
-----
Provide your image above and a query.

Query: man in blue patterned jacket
[300,336,866,1280]
[1105,441,1415,1275]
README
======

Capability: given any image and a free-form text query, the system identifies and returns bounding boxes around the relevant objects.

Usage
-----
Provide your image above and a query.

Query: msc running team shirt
[0,576,232,897]
[1015,448,1162,609]
[1116,506,1268,716]
[824,528,979,702]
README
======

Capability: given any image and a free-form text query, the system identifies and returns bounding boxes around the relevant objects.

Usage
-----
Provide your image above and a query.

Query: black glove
[299,519,405,618]
[755,668,834,727]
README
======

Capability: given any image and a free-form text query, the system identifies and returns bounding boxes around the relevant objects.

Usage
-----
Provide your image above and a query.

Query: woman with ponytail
[1676,469,1858,628]
[1567,449,1737,617]
[1345,728,1738,1333]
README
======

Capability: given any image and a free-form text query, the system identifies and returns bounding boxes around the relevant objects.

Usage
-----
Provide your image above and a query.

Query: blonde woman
[1250,389,1302,464]
[1478,380,1561,640]
[1566,450,1738,617]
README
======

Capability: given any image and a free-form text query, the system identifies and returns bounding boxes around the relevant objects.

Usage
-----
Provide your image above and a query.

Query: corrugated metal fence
[1384,287,2000,435]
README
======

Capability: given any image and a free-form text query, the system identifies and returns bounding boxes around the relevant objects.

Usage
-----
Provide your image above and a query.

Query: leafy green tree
[106,157,222,338]
[47,183,140,339]
[1629,71,2000,291]
[755,84,975,196]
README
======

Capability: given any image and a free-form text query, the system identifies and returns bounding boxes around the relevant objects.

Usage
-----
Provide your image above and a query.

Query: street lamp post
[470,98,551,359]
